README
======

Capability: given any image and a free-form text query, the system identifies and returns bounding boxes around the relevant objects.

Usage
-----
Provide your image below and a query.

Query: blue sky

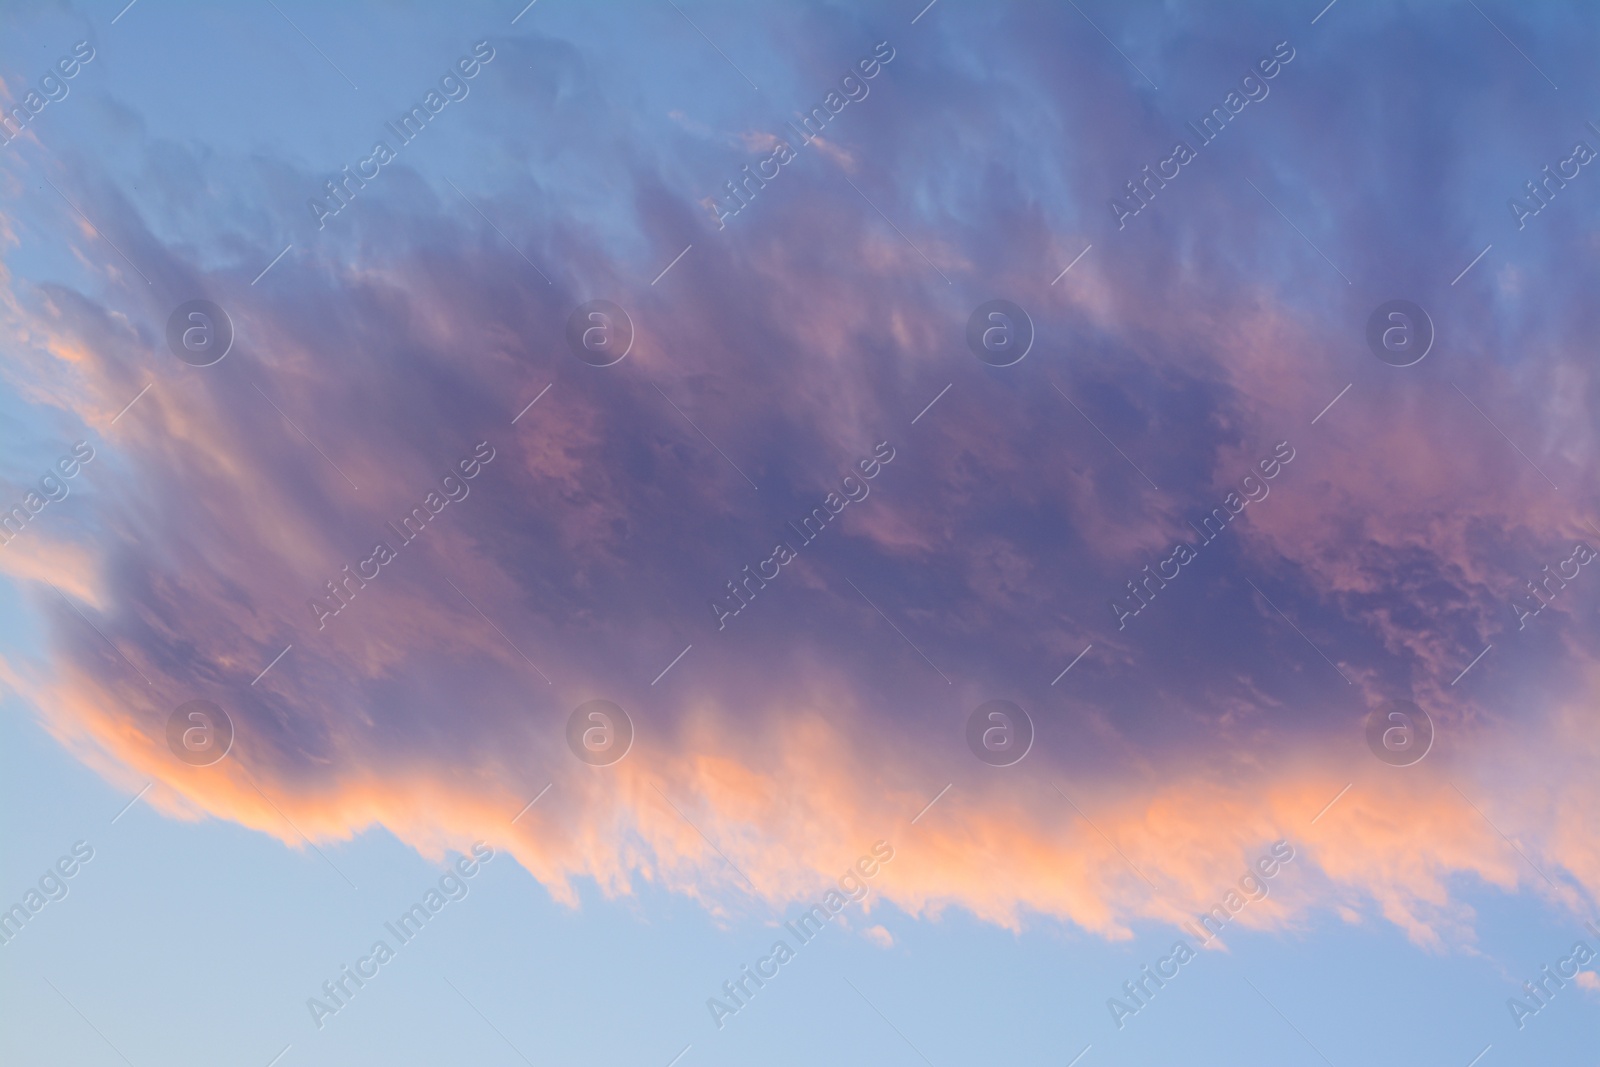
[3,1,1600,1064]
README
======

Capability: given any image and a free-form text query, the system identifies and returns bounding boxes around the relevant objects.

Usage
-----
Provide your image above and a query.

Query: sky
[2,0,1599,1065]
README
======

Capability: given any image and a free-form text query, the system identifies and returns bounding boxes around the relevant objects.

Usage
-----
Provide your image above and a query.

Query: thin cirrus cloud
[0,0,1597,957]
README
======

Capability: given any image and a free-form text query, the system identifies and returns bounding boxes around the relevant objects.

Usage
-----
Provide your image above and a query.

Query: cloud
[862,924,893,948]
[2,0,1598,955]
